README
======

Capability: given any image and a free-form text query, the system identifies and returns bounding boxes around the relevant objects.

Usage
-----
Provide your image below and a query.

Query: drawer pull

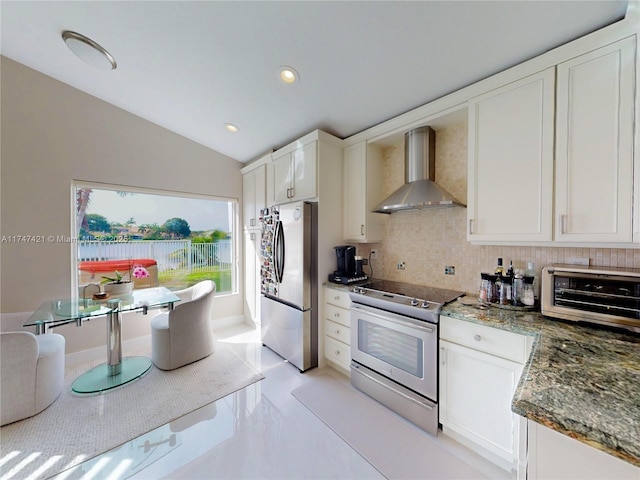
[334,295,340,300]
[474,334,481,341]
[335,350,341,356]
[335,329,341,335]
[334,312,340,317]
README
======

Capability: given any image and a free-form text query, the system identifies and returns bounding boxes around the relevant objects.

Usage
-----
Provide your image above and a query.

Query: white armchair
[0,312,65,426]
[151,280,216,371]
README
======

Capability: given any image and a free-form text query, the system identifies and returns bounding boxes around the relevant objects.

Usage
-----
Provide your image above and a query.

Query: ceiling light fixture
[225,123,239,133]
[278,66,299,84]
[62,31,117,70]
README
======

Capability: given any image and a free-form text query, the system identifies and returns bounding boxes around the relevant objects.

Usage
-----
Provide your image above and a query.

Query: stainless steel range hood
[372,126,465,213]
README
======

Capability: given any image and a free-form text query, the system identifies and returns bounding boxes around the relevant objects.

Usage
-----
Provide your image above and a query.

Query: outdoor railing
[78,239,233,274]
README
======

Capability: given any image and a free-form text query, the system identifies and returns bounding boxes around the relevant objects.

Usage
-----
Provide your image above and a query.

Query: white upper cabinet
[467,68,555,243]
[242,163,266,231]
[554,37,636,244]
[468,35,637,246]
[271,141,317,204]
[343,141,385,243]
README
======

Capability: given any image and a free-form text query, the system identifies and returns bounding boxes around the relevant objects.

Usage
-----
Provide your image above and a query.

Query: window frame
[71,180,239,297]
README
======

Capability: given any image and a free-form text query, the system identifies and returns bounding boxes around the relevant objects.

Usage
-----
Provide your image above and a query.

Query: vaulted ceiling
[0,1,629,162]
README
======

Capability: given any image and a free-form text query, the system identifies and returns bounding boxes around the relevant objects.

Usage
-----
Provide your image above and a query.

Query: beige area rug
[292,374,508,480]
[0,340,263,480]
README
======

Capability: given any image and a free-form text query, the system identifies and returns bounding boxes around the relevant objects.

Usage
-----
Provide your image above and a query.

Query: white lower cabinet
[528,421,640,480]
[323,287,351,373]
[439,316,532,475]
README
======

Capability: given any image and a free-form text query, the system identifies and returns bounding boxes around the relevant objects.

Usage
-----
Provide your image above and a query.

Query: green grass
[158,266,232,292]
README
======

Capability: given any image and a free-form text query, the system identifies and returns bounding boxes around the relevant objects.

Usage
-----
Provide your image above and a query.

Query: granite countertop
[442,299,640,467]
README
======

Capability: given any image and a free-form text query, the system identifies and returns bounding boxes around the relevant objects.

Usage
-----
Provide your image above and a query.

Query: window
[73,182,237,294]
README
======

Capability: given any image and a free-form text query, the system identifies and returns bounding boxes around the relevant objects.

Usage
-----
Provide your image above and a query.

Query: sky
[84,189,233,232]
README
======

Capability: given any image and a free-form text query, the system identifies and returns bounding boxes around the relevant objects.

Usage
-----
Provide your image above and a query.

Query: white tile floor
[52,324,510,480]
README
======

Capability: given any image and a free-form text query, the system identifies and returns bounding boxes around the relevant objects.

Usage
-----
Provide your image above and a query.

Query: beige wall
[0,57,243,352]
[357,121,640,296]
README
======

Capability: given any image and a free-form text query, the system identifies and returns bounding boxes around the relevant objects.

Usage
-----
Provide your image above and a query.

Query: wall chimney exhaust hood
[372,126,465,213]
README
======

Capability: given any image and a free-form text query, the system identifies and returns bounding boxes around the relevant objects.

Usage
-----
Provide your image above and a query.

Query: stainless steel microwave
[541,264,640,333]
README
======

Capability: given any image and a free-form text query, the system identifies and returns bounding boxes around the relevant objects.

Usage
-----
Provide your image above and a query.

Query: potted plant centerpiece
[101,262,150,295]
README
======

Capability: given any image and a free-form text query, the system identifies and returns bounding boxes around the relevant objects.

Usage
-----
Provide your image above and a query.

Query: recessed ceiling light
[225,123,239,133]
[62,30,117,70]
[278,66,299,84]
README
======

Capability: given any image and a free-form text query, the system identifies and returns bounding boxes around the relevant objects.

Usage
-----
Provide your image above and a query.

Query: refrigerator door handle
[273,220,280,283]
[274,220,285,284]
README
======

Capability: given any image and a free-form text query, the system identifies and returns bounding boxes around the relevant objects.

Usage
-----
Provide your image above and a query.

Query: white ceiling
[0,1,629,163]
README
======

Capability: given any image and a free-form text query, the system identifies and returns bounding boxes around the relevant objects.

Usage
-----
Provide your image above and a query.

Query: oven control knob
[421,301,429,309]
[411,298,419,306]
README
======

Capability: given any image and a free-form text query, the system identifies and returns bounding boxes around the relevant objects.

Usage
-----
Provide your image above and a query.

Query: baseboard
[441,426,514,473]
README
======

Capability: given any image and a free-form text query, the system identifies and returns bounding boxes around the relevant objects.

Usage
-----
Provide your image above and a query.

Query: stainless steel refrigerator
[260,201,318,371]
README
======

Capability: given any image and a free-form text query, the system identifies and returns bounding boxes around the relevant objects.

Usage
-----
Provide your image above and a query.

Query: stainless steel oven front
[350,303,439,435]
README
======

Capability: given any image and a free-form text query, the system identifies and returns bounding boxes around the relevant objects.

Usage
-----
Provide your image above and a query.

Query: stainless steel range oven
[349,280,464,436]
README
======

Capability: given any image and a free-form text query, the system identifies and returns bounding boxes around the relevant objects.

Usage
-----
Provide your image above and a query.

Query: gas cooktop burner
[349,279,465,323]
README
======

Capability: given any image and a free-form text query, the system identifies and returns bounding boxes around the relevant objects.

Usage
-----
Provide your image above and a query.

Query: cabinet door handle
[559,214,567,234]
[468,219,474,235]
[440,346,445,366]
[474,334,481,341]
[290,187,295,198]
[361,224,365,236]
[250,233,256,241]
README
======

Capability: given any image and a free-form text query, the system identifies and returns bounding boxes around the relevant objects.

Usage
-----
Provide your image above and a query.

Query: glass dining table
[25,287,181,394]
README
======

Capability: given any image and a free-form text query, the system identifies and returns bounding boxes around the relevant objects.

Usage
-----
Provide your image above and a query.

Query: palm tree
[76,188,93,234]
[76,187,132,235]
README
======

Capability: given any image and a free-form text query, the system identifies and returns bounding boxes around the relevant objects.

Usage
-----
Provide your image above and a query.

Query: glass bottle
[522,275,535,306]
[479,273,490,303]
[499,276,512,305]
[494,275,502,304]
[495,258,504,276]
[506,260,514,279]
[512,270,524,306]
[526,262,539,301]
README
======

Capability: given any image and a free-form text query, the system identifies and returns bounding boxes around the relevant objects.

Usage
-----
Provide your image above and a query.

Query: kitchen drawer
[325,303,350,327]
[325,319,350,345]
[324,287,351,310]
[440,316,531,364]
[325,336,350,369]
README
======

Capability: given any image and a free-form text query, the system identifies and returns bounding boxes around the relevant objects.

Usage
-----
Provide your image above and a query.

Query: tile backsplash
[356,121,640,295]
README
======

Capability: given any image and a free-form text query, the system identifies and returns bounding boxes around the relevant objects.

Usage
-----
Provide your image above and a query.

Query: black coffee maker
[329,245,366,284]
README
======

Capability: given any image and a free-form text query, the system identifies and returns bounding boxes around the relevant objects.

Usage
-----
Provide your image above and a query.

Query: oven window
[357,320,424,377]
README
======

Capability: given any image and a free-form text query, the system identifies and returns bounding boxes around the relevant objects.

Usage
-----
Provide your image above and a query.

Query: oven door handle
[351,304,435,333]
[352,363,434,411]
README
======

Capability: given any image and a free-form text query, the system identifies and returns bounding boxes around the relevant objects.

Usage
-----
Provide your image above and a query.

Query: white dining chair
[150,280,216,370]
